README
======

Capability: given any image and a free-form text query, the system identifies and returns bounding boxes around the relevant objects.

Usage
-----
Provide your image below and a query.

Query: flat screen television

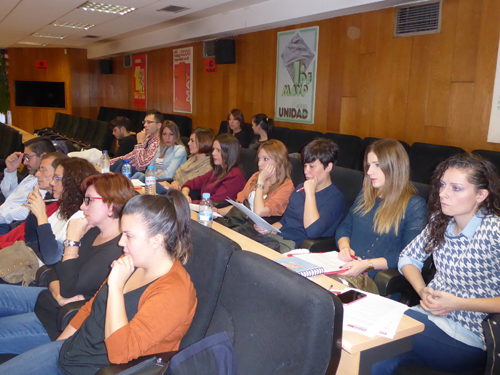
[15,81,66,108]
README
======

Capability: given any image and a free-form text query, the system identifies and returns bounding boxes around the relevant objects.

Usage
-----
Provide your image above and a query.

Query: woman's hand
[159,181,171,189]
[253,224,271,235]
[170,181,181,190]
[26,186,48,224]
[181,188,192,203]
[108,255,135,292]
[420,288,460,316]
[57,294,85,307]
[258,165,276,184]
[339,259,369,277]
[338,246,355,261]
[66,217,90,242]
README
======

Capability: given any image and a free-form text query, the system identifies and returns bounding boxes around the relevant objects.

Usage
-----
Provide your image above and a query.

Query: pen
[27,198,59,204]
[296,187,304,192]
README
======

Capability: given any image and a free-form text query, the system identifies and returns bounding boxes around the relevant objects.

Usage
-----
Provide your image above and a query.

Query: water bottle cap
[148,166,154,170]
[202,193,210,199]
[124,159,129,163]
[103,150,108,154]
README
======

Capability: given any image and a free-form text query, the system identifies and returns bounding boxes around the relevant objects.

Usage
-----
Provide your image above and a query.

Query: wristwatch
[63,239,81,247]
[256,183,265,190]
[366,259,374,272]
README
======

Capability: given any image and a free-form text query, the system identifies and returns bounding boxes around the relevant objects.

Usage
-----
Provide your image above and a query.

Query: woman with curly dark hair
[372,154,500,375]
[24,157,98,264]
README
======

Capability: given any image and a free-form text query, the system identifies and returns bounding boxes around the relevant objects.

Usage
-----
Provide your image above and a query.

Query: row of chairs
[18,220,343,375]
[218,121,500,185]
[34,113,113,151]
[97,107,193,138]
[0,122,23,179]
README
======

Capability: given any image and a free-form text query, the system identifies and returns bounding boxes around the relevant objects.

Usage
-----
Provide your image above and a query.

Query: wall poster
[488,35,500,143]
[275,26,319,124]
[133,54,147,109]
[173,47,193,113]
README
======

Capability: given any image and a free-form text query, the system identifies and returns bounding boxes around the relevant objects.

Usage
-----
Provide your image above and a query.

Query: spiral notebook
[274,251,348,277]
[273,257,325,277]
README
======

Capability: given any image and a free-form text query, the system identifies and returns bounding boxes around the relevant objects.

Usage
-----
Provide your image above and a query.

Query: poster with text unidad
[275,26,319,124]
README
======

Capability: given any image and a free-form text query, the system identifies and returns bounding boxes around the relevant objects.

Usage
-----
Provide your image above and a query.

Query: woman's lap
[0,312,51,354]
[0,285,46,317]
[371,309,486,375]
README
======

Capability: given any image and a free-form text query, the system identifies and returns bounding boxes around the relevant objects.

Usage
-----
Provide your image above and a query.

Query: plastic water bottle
[199,193,214,228]
[121,159,132,179]
[145,166,156,195]
[100,150,110,173]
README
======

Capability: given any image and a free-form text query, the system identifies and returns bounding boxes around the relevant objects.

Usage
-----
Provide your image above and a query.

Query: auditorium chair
[98,250,343,375]
[409,142,465,184]
[270,126,292,145]
[472,149,500,172]
[0,122,23,175]
[323,132,363,170]
[286,128,323,154]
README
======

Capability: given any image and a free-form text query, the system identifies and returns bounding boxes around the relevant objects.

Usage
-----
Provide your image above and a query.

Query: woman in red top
[182,134,246,203]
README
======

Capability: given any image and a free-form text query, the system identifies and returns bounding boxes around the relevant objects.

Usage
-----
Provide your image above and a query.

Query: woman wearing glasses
[0,173,136,356]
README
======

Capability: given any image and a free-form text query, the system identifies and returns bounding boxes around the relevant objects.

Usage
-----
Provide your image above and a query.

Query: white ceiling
[0,0,428,59]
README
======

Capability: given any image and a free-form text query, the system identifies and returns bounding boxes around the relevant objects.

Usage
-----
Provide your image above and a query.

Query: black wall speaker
[215,39,236,64]
[100,60,113,74]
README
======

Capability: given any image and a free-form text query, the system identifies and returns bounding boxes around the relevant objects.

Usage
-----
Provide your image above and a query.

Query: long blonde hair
[255,140,291,194]
[355,139,416,235]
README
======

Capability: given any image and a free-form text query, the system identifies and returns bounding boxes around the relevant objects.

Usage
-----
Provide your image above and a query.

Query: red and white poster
[173,47,193,113]
[133,54,147,109]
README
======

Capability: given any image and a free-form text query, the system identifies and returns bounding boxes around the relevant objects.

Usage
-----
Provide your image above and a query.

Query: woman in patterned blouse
[372,154,500,375]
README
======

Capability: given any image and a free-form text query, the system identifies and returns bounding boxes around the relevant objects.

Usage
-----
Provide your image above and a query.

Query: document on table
[225,198,280,233]
[131,179,145,187]
[341,288,408,339]
[189,204,223,218]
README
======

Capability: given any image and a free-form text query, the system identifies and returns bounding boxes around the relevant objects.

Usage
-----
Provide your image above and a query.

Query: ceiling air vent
[394,0,442,37]
[157,5,189,13]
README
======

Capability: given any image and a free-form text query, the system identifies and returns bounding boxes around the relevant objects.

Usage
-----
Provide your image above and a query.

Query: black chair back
[323,133,363,170]
[238,148,258,181]
[330,167,364,218]
[286,129,323,154]
[270,126,292,146]
[472,149,500,173]
[205,251,343,375]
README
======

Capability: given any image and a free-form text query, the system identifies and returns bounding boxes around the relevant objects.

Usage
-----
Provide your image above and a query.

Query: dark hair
[252,114,274,137]
[110,116,132,132]
[425,153,500,252]
[211,134,240,180]
[57,158,99,220]
[81,174,136,218]
[193,127,214,155]
[41,152,68,170]
[227,109,244,135]
[302,138,339,168]
[146,109,164,124]
[122,190,192,264]
[24,137,56,155]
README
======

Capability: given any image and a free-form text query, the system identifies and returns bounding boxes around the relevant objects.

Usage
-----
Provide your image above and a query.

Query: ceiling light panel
[78,2,136,15]
[32,33,67,39]
[17,41,47,46]
[52,21,95,30]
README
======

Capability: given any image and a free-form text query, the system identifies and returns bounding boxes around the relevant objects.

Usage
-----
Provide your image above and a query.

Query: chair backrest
[270,126,292,146]
[205,251,343,375]
[330,166,364,217]
[409,142,465,184]
[472,149,500,173]
[290,156,305,187]
[179,220,241,348]
[412,182,431,202]
[323,133,363,170]
[238,148,258,181]
[287,129,323,154]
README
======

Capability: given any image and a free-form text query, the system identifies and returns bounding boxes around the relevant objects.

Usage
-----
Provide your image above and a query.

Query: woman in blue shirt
[336,139,427,278]
[132,121,187,183]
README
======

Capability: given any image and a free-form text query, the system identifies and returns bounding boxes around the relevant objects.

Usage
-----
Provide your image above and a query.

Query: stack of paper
[189,204,223,218]
[340,288,408,339]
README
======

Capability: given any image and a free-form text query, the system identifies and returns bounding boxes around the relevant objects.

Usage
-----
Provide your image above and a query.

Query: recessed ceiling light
[32,33,67,39]
[78,1,136,15]
[17,41,47,46]
[52,21,95,30]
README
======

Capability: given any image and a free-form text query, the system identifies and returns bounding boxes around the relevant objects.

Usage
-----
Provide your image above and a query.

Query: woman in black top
[0,173,136,354]
[227,108,253,148]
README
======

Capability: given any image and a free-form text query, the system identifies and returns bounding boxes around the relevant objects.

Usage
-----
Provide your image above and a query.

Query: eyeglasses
[84,196,104,206]
[53,176,63,182]
[24,153,42,162]
[142,120,156,125]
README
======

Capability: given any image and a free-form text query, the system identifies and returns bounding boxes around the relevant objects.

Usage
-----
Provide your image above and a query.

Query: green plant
[0,53,10,115]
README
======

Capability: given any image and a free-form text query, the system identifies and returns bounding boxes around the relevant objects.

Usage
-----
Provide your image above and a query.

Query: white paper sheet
[225,198,280,233]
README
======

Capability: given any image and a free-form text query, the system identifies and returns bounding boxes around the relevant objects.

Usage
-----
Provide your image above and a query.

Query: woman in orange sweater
[0,192,197,375]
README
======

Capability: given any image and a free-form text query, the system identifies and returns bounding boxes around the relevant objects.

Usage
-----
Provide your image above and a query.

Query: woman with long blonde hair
[336,139,427,279]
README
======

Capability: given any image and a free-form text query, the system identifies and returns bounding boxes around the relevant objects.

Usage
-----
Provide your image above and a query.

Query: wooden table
[190,212,424,375]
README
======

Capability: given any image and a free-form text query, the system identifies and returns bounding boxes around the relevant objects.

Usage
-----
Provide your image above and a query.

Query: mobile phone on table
[338,290,367,305]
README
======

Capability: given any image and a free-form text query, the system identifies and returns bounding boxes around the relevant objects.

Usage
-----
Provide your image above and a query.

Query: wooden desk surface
[189,211,424,357]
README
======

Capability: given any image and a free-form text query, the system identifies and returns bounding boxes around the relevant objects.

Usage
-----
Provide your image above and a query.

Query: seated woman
[0,157,98,267]
[131,120,187,183]
[336,139,427,279]
[156,128,214,194]
[219,139,294,218]
[227,108,253,148]
[0,192,197,375]
[0,173,136,355]
[372,154,500,375]
[249,114,274,150]
[182,134,246,203]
